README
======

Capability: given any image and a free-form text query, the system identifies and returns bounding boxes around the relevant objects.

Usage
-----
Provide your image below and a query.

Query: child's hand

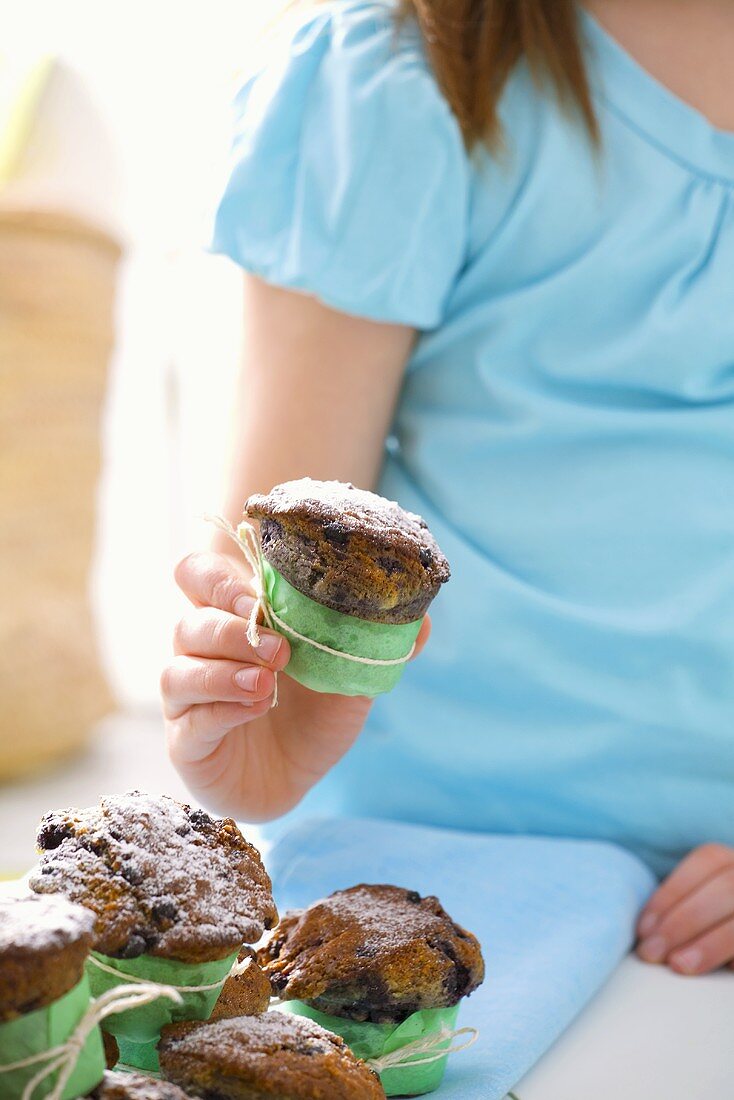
[636,844,734,975]
[162,549,430,822]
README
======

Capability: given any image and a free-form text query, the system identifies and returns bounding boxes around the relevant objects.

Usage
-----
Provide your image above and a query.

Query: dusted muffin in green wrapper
[0,894,104,1099]
[28,793,278,1074]
[282,1002,462,1096]
[0,975,105,1099]
[244,479,450,697]
[259,884,484,1097]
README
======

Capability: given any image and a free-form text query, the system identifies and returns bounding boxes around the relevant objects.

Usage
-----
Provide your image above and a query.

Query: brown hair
[398,0,598,147]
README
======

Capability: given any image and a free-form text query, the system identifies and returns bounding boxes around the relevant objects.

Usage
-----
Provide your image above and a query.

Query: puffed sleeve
[211,1,470,329]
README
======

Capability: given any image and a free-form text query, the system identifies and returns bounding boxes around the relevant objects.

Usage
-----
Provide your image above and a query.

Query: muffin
[258,884,484,1023]
[245,478,450,625]
[102,1031,120,1069]
[88,1071,193,1099]
[0,893,95,1021]
[158,1014,386,1100]
[209,948,272,1021]
[29,790,278,962]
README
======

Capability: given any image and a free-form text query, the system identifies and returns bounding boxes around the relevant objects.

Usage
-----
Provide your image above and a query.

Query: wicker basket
[0,208,120,779]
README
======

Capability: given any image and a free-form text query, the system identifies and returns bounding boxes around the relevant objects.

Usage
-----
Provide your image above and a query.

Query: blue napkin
[268,817,656,1099]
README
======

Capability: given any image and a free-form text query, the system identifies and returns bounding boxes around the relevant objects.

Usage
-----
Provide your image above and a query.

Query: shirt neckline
[581,9,734,185]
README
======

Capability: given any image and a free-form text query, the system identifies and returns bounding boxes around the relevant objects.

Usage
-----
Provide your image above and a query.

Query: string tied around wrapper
[86,951,255,993]
[205,515,417,707]
[0,982,182,1100]
[367,1025,479,1072]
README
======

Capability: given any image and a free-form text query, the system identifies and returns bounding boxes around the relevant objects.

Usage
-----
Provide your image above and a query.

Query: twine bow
[206,515,274,651]
[367,1025,479,1072]
[0,982,182,1100]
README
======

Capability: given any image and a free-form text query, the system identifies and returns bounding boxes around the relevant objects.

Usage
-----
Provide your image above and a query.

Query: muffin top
[88,1071,194,1099]
[209,947,272,1021]
[258,884,485,1023]
[245,478,450,624]
[0,892,94,956]
[159,1013,385,1100]
[246,480,445,563]
[0,893,95,1021]
[29,791,278,962]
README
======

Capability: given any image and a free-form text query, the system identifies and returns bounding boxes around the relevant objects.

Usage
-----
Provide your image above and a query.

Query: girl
[161,0,734,977]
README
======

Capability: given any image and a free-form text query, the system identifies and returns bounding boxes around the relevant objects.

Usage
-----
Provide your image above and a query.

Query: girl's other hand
[636,844,734,975]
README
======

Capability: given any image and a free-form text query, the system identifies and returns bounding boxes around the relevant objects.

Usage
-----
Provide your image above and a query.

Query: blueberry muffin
[209,947,272,1021]
[29,791,278,962]
[88,1071,193,1099]
[159,1014,386,1100]
[0,893,95,1021]
[245,479,450,624]
[258,884,485,1023]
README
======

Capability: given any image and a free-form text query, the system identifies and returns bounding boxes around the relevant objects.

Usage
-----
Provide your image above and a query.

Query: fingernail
[235,668,260,692]
[255,634,283,663]
[638,911,659,937]
[671,946,702,975]
[638,935,667,963]
[234,595,255,619]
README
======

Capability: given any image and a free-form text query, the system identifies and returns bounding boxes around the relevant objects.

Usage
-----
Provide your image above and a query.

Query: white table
[3,713,732,1098]
[514,955,733,1099]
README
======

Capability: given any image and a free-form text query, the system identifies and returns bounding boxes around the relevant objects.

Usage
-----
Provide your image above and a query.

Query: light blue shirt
[212,1,734,876]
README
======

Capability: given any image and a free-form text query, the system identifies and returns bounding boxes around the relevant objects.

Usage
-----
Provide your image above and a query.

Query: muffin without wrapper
[159,1014,386,1100]
[243,479,450,695]
[102,1031,119,1069]
[257,884,485,1097]
[208,948,272,1021]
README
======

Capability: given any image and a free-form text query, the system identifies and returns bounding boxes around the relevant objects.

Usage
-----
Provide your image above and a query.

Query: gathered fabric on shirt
[212,1,734,876]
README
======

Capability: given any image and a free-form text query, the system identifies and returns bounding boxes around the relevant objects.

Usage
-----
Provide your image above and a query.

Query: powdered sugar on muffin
[30,791,277,962]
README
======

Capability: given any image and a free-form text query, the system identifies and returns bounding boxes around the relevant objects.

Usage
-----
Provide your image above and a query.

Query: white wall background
[5,0,281,709]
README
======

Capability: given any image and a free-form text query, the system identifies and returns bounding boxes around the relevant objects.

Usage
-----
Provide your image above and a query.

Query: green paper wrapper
[0,975,105,1100]
[86,949,237,1073]
[263,561,422,697]
[281,1002,461,1096]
